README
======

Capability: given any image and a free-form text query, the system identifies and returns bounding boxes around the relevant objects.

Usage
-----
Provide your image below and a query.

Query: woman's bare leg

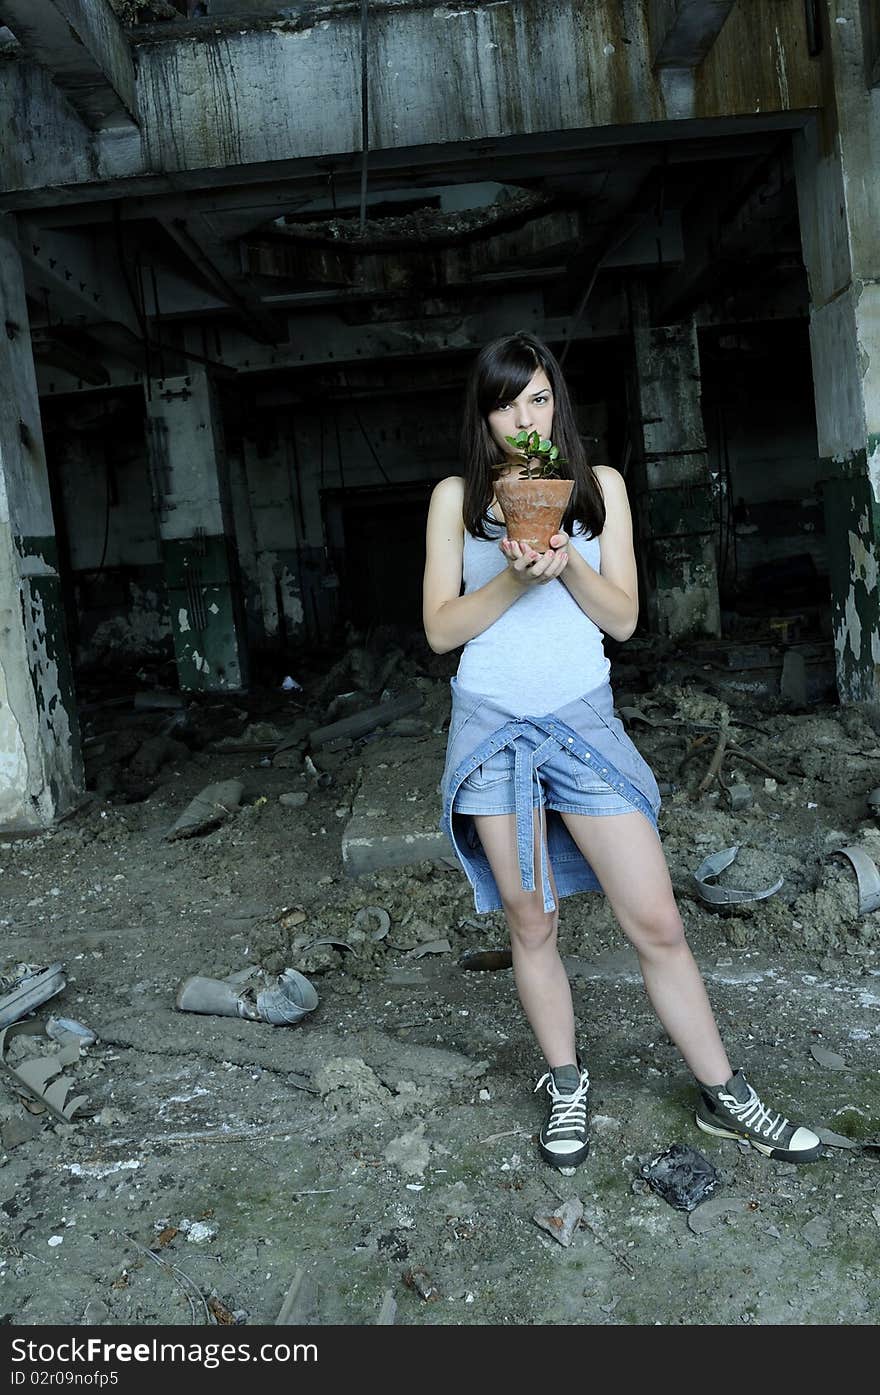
[473,808,576,1068]
[559,810,730,1085]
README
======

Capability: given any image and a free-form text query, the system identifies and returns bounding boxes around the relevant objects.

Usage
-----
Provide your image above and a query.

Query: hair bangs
[477,341,541,415]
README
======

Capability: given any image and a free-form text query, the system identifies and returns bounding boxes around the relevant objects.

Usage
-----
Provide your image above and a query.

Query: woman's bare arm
[555,466,639,641]
[422,476,525,654]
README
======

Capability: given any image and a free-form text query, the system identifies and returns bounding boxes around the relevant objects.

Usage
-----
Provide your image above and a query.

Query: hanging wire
[359,0,370,232]
[339,368,391,483]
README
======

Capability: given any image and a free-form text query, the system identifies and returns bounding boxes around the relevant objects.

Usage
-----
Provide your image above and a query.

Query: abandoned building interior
[0,0,879,1330]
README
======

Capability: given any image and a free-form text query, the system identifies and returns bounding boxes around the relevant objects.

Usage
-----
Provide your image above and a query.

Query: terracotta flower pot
[493,476,574,553]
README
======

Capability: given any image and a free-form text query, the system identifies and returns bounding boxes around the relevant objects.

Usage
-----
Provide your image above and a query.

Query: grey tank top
[456,518,611,712]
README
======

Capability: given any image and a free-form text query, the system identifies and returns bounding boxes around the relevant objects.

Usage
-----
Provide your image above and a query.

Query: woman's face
[486,367,554,461]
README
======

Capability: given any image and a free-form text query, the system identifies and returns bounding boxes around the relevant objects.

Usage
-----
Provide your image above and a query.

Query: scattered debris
[641,1144,720,1212]
[828,846,880,916]
[406,939,451,958]
[376,1289,397,1325]
[45,1017,96,1047]
[810,1045,848,1071]
[403,1266,441,1302]
[308,692,422,750]
[1,1111,43,1150]
[384,1123,432,1177]
[533,1197,584,1247]
[82,1299,109,1325]
[313,1057,393,1114]
[802,1216,831,1249]
[815,1128,860,1150]
[165,780,244,842]
[697,713,730,794]
[207,1295,237,1325]
[354,906,391,940]
[303,755,332,788]
[687,1198,753,1235]
[277,906,307,930]
[275,1269,319,1325]
[186,1220,218,1244]
[300,936,355,954]
[0,1024,87,1123]
[0,963,66,1031]
[692,845,784,906]
[116,1230,211,1325]
[458,947,514,971]
[175,968,318,1026]
[722,781,753,811]
[133,690,184,711]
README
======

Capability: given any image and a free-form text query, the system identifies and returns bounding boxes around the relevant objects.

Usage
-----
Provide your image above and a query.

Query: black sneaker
[534,1063,590,1169]
[696,1069,821,1163]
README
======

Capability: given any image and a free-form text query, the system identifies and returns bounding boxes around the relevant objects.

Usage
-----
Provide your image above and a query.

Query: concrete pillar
[794,1,880,703]
[237,428,306,647]
[630,291,721,638]
[0,218,82,830]
[145,369,248,691]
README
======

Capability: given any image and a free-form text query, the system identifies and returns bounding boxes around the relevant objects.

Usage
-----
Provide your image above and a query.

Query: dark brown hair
[459,332,606,541]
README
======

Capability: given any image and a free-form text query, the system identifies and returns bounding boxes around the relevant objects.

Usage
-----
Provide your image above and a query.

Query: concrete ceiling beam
[18,221,141,336]
[159,214,285,346]
[0,0,137,129]
[650,0,737,68]
[30,326,110,384]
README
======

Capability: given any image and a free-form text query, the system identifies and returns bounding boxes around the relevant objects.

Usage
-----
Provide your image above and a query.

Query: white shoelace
[535,1071,590,1136]
[718,1081,788,1141]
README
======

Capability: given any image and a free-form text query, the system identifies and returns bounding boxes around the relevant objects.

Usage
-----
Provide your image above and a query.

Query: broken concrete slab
[0,1025,87,1123]
[342,821,452,876]
[533,1198,583,1247]
[164,779,244,841]
[342,728,454,875]
[309,693,422,750]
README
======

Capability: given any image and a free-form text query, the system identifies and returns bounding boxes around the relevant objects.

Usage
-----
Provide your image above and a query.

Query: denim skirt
[453,727,636,819]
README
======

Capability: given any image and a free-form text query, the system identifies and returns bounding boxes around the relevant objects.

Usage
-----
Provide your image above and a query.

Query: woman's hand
[500,534,569,586]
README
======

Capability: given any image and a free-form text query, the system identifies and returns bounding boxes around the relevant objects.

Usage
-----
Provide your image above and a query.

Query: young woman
[422,331,820,1172]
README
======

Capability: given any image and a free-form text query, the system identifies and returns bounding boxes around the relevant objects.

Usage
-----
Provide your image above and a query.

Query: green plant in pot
[493,429,574,553]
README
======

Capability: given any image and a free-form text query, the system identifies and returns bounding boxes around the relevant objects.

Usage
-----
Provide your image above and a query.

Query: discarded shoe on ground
[175,967,318,1026]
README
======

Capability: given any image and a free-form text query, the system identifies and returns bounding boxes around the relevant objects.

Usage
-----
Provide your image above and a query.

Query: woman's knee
[624,902,686,955]
[504,899,558,949]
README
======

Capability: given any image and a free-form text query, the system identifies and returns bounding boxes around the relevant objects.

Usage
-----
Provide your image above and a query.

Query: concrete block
[342,819,453,877]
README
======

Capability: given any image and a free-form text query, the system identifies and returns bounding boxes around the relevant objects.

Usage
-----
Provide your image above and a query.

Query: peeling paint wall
[793,2,880,702]
[631,307,721,639]
[145,370,248,691]
[0,222,81,829]
[42,404,172,668]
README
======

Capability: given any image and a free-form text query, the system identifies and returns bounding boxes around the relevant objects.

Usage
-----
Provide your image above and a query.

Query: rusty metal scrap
[692,845,784,906]
[829,845,880,916]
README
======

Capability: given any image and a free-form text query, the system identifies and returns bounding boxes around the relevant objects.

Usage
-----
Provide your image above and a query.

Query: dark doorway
[322,479,436,628]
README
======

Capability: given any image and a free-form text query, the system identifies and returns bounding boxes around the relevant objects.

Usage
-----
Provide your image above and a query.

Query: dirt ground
[1,633,879,1327]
